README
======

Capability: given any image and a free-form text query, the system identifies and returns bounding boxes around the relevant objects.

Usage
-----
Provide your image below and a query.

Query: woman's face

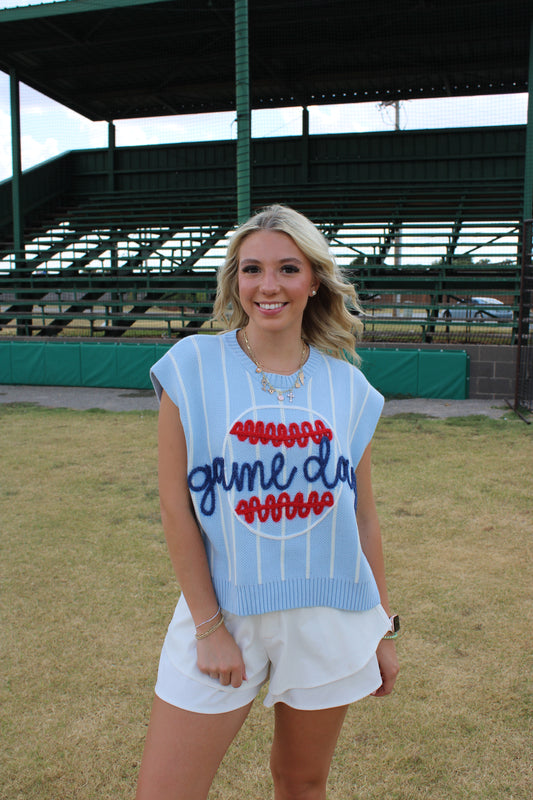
[237,230,319,338]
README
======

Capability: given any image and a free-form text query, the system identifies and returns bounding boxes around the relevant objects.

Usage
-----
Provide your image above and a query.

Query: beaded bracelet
[382,631,398,640]
[195,606,221,631]
[195,614,225,640]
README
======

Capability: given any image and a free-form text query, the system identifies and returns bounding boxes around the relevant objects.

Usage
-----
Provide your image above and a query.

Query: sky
[0,0,529,183]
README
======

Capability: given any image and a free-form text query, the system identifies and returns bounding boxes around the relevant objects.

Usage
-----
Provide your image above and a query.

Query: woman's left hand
[371,638,399,697]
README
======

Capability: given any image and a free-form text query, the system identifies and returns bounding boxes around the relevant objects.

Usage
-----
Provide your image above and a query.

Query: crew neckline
[225,328,322,384]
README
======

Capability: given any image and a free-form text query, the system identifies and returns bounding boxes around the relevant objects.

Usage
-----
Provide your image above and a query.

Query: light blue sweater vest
[150,330,384,616]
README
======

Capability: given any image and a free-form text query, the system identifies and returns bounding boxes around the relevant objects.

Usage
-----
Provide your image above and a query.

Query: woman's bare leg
[270,703,349,800]
[135,695,253,800]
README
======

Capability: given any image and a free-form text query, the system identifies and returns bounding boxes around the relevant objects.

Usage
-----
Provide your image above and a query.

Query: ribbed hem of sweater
[213,576,381,617]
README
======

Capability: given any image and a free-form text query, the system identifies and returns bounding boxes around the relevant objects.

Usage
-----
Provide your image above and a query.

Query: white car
[441,297,513,322]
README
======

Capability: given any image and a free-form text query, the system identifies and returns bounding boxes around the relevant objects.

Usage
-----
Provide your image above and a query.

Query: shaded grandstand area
[0,0,528,120]
[0,127,524,343]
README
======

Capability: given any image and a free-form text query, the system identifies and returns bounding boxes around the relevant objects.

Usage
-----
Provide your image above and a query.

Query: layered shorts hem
[153,599,389,714]
[155,643,383,713]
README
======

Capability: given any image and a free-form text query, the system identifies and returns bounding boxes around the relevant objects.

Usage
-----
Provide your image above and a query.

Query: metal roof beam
[0,0,175,23]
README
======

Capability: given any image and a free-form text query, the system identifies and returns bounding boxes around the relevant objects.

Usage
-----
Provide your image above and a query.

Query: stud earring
[311,289,317,296]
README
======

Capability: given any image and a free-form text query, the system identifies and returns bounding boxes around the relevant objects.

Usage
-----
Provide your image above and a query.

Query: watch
[389,614,400,633]
[383,614,400,639]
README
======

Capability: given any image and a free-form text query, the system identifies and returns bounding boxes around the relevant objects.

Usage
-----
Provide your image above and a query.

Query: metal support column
[235,0,251,223]
[10,67,24,270]
[10,68,31,334]
[301,106,309,183]
[523,17,533,221]
[108,121,116,192]
[516,14,533,402]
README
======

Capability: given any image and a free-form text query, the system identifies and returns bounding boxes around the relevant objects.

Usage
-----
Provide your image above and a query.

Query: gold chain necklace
[241,328,307,402]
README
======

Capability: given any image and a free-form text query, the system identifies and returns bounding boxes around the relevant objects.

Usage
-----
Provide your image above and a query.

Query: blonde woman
[136,205,399,800]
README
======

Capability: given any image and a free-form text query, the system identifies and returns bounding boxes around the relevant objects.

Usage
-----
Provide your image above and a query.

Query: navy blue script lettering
[303,437,357,508]
[188,436,357,516]
[188,453,297,516]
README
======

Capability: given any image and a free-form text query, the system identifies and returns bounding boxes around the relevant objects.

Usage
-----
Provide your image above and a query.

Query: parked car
[441,296,513,322]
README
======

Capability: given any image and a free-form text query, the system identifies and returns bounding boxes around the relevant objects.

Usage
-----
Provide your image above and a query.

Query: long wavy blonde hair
[212,204,363,363]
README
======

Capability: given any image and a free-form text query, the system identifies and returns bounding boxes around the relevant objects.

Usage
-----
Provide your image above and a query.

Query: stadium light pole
[235,0,251,223]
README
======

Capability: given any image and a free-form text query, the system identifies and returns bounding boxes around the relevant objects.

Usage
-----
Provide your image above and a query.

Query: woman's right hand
[196,623,247,688]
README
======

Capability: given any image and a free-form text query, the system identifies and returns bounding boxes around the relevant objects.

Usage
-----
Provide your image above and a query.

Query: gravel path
[0,384,514,419]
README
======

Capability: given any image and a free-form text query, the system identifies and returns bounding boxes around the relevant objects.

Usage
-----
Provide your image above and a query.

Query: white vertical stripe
[350,382,370,446]
[171,345,233,578]
[249,374,263,585]
[169,349,193,460]
[304,378,314,579]
[223,339,239,585]
[279,403,287,581]
[221,337,231,428]
[192,339,212,460]
[351,374,370,583]
[354,529,362,583]
[349,365,355,434]
[191,339,215,572]
[323,358,338,579]
[218,338,233,582]
[227,369,262,585]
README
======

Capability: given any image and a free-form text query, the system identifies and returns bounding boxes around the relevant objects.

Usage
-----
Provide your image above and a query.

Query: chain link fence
[515,220,533,411]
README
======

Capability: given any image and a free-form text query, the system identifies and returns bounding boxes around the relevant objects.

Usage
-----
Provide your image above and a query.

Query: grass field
[1,404,531,799]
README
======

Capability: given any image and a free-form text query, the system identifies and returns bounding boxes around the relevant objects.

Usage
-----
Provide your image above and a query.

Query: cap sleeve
[150,340,189,408]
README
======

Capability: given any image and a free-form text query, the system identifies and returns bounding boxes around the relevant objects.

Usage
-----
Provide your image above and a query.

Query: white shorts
[154,597,390,713]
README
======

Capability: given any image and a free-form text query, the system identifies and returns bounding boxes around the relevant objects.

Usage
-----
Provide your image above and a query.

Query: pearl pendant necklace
[241,328,307,402]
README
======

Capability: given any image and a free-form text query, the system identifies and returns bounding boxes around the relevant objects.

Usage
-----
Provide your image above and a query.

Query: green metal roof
[0,0,531,121]
[0,0,167,21]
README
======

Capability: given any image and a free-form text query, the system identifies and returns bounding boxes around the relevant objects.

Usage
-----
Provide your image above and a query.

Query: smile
[257,302,286,310]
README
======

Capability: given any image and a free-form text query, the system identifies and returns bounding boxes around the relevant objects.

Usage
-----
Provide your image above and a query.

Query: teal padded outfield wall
[0,341,469,399]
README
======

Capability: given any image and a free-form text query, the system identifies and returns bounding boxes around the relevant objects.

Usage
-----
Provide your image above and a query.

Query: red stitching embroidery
[235,491,334,523]
[230,419,333,448]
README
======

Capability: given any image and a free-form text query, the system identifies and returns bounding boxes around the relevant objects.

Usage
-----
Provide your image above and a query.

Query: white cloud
[308,103,381,134]
[86,122,110,149]
[22,102,47,116]
[252,107,302,137]
[306,94,529,135]
[114,121,167,148]
[21,133,59,169]
[0,108,61,180]
[395,94,527,130]
[61,105,93,126]
[112,112,236,147]
[0,108,13,181]
[0,0,50,7]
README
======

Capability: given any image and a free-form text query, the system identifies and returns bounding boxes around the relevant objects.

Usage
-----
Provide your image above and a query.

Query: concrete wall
[368,343,517,401]
[462,345,517,400]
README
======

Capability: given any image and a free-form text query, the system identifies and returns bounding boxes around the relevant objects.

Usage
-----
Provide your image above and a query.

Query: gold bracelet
[195,606,221,630]
[194,614,225,640]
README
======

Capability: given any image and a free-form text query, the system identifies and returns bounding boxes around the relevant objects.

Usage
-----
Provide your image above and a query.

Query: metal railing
[0,194,523,345]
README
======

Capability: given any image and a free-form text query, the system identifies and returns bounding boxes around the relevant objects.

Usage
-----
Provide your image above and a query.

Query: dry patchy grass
[0,405,531,799]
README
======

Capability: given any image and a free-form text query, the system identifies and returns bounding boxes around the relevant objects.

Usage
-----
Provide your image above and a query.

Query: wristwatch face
[391,614,400,633]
